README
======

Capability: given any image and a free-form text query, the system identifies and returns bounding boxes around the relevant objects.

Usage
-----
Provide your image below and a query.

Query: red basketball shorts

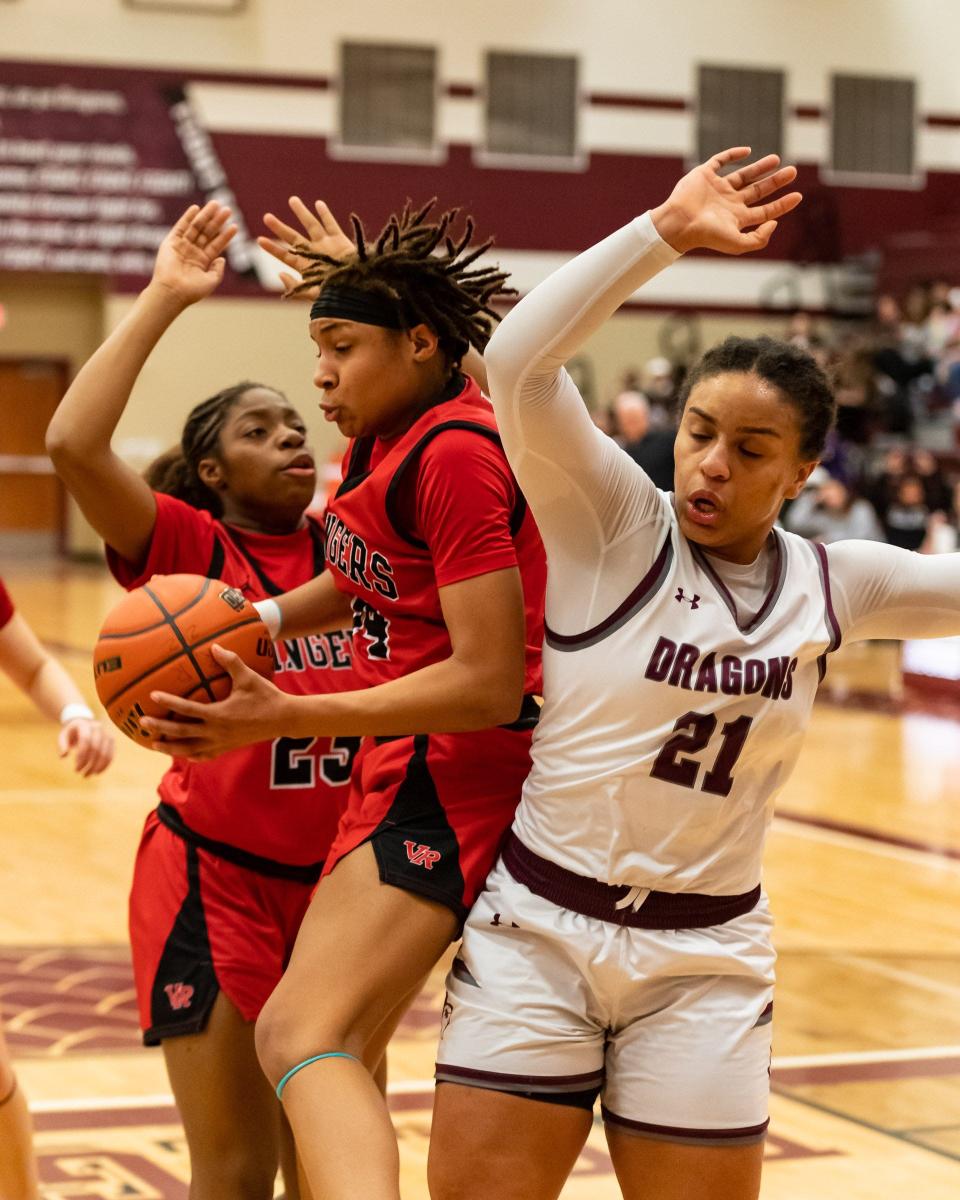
[323,722,535,921]
[129,810,316,1044]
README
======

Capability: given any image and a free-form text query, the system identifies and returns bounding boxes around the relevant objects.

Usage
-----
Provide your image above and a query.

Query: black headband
[309,284,404,330]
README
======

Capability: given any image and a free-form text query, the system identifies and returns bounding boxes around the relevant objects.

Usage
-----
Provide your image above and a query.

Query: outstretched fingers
[288,195,326,240]
[741,164,798,206]
[170,204,201,237]
[206,223,238,259]
[711,146,753,173]
[742,190,803,229]
[724,153,782,189]
[264,209,307,247]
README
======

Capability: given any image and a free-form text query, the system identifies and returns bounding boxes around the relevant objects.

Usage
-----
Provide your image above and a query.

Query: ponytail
[144,445,223,515]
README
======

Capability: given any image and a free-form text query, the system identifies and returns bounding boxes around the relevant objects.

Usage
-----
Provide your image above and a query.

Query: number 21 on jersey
[651,711,753,797]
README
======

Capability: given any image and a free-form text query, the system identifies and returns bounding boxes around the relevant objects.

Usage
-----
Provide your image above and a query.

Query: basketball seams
[98,576,216,640]
[99,614,267,708]
[95,575,274,740]
[143,580,218,703]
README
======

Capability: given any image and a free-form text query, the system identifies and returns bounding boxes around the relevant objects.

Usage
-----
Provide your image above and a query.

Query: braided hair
[144,381,273,516]
[291,200,515,363]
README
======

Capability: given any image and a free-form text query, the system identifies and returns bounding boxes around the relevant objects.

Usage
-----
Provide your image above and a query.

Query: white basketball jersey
[514,493,840,895]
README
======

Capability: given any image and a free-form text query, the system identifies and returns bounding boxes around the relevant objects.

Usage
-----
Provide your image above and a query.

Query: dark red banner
[0,59,257,286]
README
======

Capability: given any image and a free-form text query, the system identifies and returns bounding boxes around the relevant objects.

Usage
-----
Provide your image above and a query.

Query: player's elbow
[45,416,85,468]
[481,324,521,402]
[44,417,69,463]
[468,658,526,728]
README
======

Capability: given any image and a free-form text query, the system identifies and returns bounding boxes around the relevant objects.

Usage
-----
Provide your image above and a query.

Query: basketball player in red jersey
[0,577,113,1200]
[46,203,359,1200]
[140,198,546,1200]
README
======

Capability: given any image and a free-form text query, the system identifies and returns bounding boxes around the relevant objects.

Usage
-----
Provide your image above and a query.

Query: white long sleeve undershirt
[485,213,960,644]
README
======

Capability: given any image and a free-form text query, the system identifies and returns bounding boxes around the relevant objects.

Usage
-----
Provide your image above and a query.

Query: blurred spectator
[832,336,879,442]
[922,479,960,552]
[866,446,911,518]
[883,475,931,551]
[871,290,932,434]
[642,356,678,427]
[612,391,676,491]
[911,448,952,512]
[784,471,884,543]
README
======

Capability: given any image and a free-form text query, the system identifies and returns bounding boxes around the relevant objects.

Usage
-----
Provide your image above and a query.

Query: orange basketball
[94,574,275,745]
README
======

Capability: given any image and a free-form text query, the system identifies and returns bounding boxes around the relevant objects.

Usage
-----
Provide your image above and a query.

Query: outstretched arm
[46,203,237,564]
[827,541,960,642]
[485,148,802,554]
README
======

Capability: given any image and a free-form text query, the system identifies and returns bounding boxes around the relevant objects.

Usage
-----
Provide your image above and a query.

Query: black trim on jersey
[336,436,376,499]
[204,536,226,582]
[156,802,325,883]
[544,530,674,652]
[690,529,787,635]
[812,541,842,682]
[383,420,527,548]
[219,515,326,597]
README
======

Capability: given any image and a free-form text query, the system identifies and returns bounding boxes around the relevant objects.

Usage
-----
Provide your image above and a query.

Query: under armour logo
[163,982,194,1011]
[675,587,700,610]
[404,840,442,870]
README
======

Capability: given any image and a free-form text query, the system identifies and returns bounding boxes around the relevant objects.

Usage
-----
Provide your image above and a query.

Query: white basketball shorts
[435,856,775,1145]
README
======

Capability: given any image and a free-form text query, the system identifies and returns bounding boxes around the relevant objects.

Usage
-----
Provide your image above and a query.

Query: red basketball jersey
[0,578,14,631]
[325,373,545,695]
[107,493,357,867]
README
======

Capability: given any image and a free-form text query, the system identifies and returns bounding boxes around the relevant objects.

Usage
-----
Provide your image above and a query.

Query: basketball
[93,574,275,744]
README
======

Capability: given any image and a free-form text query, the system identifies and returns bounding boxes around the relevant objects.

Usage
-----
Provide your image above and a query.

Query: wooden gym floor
[1,560,959,1199]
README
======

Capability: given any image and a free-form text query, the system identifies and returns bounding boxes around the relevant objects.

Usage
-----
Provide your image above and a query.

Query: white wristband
[253,598,282,640]
[60,702,95,725]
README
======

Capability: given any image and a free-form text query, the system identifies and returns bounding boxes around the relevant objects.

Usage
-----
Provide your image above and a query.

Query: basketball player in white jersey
[428,148,960,1200]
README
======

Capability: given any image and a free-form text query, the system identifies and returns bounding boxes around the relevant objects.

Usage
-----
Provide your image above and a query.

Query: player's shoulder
[416,421,509,477]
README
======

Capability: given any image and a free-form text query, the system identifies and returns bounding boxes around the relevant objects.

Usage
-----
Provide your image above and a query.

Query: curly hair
[144,381,273,516]
[678,336,836,460]
[290,200,515,363]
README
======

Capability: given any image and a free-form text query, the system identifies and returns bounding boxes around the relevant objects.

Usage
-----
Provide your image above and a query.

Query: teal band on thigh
[275,1052,360,1101]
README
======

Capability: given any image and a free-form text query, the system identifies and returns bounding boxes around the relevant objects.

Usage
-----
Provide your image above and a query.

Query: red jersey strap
[384,420,528,549]
[206,516,325,595]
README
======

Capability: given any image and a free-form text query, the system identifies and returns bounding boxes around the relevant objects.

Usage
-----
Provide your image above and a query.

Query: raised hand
[651,148,802,256]
[258,197,355,296]
[151,201,238,305]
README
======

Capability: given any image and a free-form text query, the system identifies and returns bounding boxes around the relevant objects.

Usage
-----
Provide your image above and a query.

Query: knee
[254,991,298,1085]
[254,988,364,1086]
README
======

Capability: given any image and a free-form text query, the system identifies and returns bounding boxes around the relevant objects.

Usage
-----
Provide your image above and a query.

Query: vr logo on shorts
[404,840,442,870]
[163,982,195,1011]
